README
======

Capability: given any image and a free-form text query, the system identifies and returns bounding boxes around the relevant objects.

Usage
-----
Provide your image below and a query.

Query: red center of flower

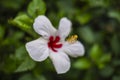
[48,36,62,52]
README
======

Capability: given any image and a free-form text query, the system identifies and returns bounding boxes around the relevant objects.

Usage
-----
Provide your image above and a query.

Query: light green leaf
[73,58,92,70]
[108,10,120,22]
[90,44,103,62]
[87,0,110,8]
[27,0,46,18]
[77,13,92,25]
[9,13,37,37]
[11,13,33,30]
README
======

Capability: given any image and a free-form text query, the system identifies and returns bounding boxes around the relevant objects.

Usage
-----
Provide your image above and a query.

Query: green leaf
[12,31,24,40]
[19,73,46,80]
[15,57,36,72]
[0,0,25,10]
[27,0,46,18]
[15,46,27,60]
[0,25,5,41]
[2,55,17,73]
[19,74,34,80]
[100,66,114,77]
[89,44,103,62]
[11,13,33,30]
[112,76,120,80]
[87,0,110,8]
[79,27,95,44]
[77,13,92,25]
[9,13,37,37]
[112,59,120,66]
[97,53,111,69]
[83,69,94,80]
[2,32,24,46]
[108,10,120,22]
[73,58,92,70]
[110,35,120,54]
[89,44,111,68]
[99,54,111,63]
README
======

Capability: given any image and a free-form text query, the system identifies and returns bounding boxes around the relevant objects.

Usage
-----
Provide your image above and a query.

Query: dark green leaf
[15,57,36,72]
[100,66,114,77]
[112,59,120,66]
[0,0,24,10]
[79,27,95,44]
[110,35,120,54]
[19,73,46,80]
[15,46,27,60]
[99,53,111,63]
[112,76,120,80]
[0,25,5,40]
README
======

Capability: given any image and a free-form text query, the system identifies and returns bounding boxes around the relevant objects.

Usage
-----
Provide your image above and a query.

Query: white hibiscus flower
[25,15,85,74]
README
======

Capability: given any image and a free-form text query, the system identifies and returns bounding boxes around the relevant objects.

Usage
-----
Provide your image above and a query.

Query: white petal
[57,17,72,40]
[63,41,85,57]
[49,51,70,74]
[25,38,49,61]
[33,15,56,39]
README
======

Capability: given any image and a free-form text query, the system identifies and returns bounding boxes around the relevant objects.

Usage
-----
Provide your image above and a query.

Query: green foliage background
[0,0,120,80]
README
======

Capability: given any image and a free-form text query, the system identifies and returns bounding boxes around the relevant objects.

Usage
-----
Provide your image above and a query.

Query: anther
[67,35,78,43]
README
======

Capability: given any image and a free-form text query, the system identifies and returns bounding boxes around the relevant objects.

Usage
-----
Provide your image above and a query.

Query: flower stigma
[48,36,62,52]
[67,35,78,43]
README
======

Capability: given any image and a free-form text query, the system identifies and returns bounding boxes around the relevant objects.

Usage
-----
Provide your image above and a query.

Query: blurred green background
[0,0,120,80]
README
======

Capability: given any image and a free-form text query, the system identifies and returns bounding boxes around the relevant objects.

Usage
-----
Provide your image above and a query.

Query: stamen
[67,35,78,43]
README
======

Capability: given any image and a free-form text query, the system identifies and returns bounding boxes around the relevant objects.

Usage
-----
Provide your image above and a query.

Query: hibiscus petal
[33,15,56,39]
[25,38,49,61]
[49,51,70,74]
[63,41,85,57]
[57,17,72,41]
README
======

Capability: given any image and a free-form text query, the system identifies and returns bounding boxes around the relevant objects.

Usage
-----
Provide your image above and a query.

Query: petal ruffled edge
[25,38,49,62]
[49,51,70,74]
[63,41,85,57]
[57,17,72,41]
[33,15,57,39]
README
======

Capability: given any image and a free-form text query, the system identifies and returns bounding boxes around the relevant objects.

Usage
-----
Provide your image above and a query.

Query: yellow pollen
[67,35,78,43]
